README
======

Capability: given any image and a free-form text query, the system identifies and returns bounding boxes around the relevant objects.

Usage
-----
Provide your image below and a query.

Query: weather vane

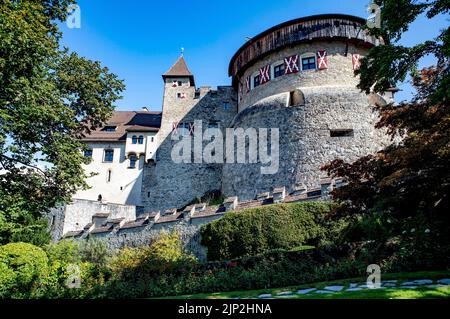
[181,47,185,56]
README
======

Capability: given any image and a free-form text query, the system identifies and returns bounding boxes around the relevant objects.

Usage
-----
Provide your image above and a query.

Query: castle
[49,14,394,253]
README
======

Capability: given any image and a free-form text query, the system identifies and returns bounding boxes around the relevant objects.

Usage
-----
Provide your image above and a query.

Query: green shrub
[45,239,82,264]
[79,238,110,265]
[0,242,49,298]
[200,201,345,260]
[109,231,197,280]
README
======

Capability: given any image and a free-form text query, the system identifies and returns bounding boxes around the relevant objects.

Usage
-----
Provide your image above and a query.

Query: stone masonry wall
[141,85,237,212]
[62,199,138,234]
[221,86,390,200]
[238,41,369,111]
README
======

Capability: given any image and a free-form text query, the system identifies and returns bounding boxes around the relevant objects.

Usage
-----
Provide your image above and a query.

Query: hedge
[200,201,346,260]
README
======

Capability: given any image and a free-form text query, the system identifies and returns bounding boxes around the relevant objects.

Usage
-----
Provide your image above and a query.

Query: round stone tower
[221,14,391,200]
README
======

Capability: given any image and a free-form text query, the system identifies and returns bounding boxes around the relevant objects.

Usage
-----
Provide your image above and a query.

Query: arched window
[132,135,137,144]
[138,135,144,144]
[129,154,137,169]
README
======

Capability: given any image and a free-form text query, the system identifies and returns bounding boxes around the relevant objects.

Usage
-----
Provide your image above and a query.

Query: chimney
[256,192,270,201]
[182,205,195,220]
[291,184,307,196]
[223,196,238,211]
[195,203,206,212]
[272,187,286,203]
[92,212,110,227]
[320,178,333,197]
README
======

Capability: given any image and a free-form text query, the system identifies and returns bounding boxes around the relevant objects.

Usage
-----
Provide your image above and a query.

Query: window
[253,74,261,88]
[84,149,93,158]
[138,135,144,144]
[106,170,112,183]
[129,154,137,169]
[103,126,116,132]
[104,149,114,162]
[208,122,219,129]
[151,137,154,142]
[223,102,231,110]
[177,122,192,135]
[132,135,137,144]
[330,129,354,137]
[274,63,285,78]
[177,80,182,87]
[302,56,316,70]
[177,92,187,99]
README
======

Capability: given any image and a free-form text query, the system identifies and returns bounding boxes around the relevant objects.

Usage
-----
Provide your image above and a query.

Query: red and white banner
[284,54,299,74]
[317,50,328,70]
[172,121,179,134]
[352,54,361,71]
[189,122,195,135]
[259,64,271,84]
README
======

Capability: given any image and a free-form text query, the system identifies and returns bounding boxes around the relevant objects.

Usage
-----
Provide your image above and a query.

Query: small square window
[330,129,354,137]
[274,64,285,78]
[223,102,231,110]
[208,122,219,129]
[84,149,93,158]
[177,81,183,87]
[302,56,316,70]
[103,126,117,132]
[253,75,260,88]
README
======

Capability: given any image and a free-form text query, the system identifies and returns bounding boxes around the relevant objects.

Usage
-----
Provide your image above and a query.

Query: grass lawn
[159,270,450,299]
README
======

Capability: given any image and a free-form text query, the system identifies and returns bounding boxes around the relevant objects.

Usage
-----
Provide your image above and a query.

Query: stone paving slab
[412,279,433,285]
[346,287,363,292]
[401,281,417,286]
[254,277,448,299]
[276,291,293,296]
[296,288,317,294]
[324,285,344,292]
[315,290,334,294]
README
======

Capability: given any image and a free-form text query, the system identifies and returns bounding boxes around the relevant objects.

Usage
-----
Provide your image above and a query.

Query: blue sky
[60,0,448,111]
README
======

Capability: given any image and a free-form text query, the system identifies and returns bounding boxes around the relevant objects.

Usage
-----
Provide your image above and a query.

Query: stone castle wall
[238,42,369,110]
[141,85,237,212]
[222,86,389,200]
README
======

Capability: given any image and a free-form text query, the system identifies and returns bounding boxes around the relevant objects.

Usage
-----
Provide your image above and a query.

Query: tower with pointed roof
[140,55,237,212]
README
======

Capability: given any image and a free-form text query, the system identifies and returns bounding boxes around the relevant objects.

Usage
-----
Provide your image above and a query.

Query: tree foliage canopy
[322,0,449,233]
[0,0,125,244]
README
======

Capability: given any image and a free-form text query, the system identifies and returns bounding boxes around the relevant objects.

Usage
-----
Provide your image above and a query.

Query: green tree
[322,1,449,241]
[0,1,125,244]
[0,242,49,298]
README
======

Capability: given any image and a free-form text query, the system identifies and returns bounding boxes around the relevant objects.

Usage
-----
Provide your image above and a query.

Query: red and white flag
[245,76,250,92]
[172,121,179,134]
[259,64,271,84]
[284,54,299,74]
[189,122,195,135]
[317,50,328,70]
[352,54,361,71]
